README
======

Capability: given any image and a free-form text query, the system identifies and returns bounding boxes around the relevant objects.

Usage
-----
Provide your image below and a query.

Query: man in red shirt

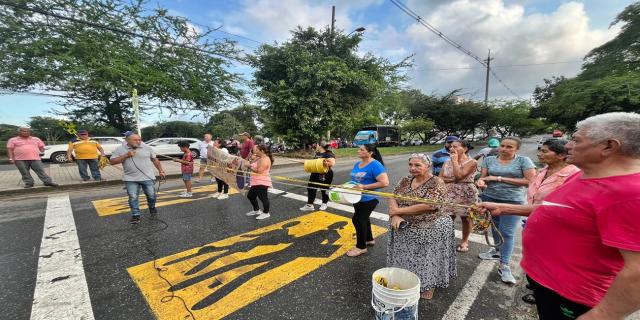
[239,132,255,160]
[479,112,640,320]
[6,127,58,188]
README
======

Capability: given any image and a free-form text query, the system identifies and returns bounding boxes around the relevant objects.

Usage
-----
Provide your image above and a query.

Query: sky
[0,0,634,126]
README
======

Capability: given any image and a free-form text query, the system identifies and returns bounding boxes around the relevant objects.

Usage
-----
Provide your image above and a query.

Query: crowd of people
[5,111,640,319]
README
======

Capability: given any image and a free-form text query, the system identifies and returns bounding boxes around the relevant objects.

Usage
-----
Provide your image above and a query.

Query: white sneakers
[179,192,192,198]
[246,210,270,220]
[300,204,314,211]
[217,193,229,200]
[212,192,220,198]
[498,264,517,284]
[256,212,270,220]
[300,203,329,211]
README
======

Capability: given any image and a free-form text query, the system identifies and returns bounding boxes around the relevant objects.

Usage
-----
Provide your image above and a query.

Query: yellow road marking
[128,211,387,320]
[92,184,238,216]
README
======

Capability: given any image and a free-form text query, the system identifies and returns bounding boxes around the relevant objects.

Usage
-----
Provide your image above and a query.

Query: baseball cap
[445,136,459,142]
[488,138,499,148]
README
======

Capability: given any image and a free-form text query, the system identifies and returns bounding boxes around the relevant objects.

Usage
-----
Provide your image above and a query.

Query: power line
[0,1,251,65]
[405,60,583,71]
[389,0,527,99]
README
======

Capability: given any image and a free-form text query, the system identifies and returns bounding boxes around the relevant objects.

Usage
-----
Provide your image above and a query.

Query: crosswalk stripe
[442,260,496,320]
[31,194,94,320]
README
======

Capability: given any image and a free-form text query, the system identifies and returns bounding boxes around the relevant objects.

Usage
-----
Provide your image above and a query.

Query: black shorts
[528,276,591,319]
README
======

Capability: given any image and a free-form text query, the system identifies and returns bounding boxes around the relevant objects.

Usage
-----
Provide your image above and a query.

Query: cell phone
[399,221,409,229]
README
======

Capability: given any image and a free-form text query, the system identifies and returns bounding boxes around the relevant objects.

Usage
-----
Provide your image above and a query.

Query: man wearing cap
[431,136,459,176]
[474,138,500,160]
[67,130,105,182]
[239,132,255,160]
[6,127,58,188]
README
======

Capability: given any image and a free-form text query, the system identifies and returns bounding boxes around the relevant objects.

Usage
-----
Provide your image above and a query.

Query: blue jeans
[479,194,523,265]
[76,159,101,181]
[125,180,156,217]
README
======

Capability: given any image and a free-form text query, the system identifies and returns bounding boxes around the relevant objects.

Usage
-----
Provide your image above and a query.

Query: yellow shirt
[68,139,102,159]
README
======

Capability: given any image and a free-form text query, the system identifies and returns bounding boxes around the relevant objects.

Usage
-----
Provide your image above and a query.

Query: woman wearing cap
[300,142,336,212]
[388,153,455,300]
[440,140,478,252]
[476,136,536,284]
[347,144,389,257]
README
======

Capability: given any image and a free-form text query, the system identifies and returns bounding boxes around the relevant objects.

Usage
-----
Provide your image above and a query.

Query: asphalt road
[1,138,542,320]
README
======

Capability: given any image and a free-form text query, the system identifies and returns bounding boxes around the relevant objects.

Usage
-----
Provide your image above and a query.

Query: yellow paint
[128,211,387,320]
[92,184,238,216]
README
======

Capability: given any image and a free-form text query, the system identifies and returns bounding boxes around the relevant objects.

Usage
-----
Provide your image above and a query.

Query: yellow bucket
[304,158,329,174]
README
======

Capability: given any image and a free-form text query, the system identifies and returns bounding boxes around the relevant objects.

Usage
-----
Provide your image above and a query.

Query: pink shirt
[521,171,640,307]
[527,164,581,205]
[7,136,45,160]
[250,160,272,187]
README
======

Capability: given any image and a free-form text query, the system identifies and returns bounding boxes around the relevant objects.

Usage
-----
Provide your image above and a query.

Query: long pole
[331,6,335,34]
[132,88,141,136]
[484,49,492,106]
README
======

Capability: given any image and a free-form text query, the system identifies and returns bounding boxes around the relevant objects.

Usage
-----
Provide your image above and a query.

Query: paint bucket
[371,267,420,320]
[304,158,329,174]
[328,183,361,204]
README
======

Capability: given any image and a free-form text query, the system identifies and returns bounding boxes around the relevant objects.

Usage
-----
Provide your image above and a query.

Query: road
[1,138,543,320]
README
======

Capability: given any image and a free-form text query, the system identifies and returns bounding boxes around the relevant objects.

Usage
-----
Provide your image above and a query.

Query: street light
[347,27,366,36]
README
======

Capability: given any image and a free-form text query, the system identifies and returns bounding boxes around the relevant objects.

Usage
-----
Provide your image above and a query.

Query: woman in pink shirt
[522,138,580,304]
[241,144,273,221]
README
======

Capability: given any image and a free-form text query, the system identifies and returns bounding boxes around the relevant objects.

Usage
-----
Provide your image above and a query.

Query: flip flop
[456,244,470,252]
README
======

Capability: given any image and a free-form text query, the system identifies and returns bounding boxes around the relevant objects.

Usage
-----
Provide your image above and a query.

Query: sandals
[346,247,367,257]
[456,244,470,252]
[421,289,435,300]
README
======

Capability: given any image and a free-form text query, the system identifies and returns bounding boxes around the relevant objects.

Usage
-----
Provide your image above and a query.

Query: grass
[279,145,442,159]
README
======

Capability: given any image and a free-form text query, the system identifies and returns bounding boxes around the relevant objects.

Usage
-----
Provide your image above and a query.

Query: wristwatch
[498,176,503,182]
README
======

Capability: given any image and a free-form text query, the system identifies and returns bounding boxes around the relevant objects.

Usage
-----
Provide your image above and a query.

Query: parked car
[42,136,125,163]
[145,137,201,159]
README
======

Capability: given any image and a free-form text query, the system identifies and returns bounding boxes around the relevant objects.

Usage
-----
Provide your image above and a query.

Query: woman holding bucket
[300,142,336,212]
[440,140,478,253]
[387,153,455,300]
[346,144,389,257]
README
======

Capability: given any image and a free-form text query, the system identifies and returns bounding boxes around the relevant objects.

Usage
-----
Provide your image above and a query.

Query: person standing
[174,140,194,198]
[242,144,273,220]
[196,133,214,183]
[67,129,105,182]
[431,136,459,176]
[478,112,640,319]
[347,144,389,257]
[300,142,336,212]
[7,127,58,188]
[476,136,536,284]
[440,140,478,252]
[520,138,580,305]
[212,138,230,200]
[239,132,255,159]
[110,134,166,224]
[388,153,455,300]
[474,138,500,160]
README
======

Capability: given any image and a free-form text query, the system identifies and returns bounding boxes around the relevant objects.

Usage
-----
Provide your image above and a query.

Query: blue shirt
[481,155,536,202]
[350,160,386,202]
[431,147,451,176]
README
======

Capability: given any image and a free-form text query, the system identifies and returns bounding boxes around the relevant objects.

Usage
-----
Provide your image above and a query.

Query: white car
[42,136,125,163]
[145,137,202,159]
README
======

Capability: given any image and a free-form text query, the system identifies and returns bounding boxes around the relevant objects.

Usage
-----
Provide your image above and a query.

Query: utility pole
[331,6,335,35]
[484,49,492,106]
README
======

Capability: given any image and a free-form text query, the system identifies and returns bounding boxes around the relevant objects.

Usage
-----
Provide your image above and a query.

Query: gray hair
[576,112,640,158]
[409,153,432,166]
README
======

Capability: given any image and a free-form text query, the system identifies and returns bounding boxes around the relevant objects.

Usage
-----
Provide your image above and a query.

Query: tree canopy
[0,0,245,131]
[250,26,409,146]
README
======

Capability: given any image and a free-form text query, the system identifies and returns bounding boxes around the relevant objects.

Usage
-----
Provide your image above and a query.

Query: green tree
[489,101,548,137]
[401,118,435,141]
[250,26,409,146]
[0,0,244,131]
[28,116,73,143]
[0,124,20,141]
[141,121,204,139]
[205,104,261,138]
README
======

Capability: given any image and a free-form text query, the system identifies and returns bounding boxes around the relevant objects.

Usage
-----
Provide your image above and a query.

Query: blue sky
[0,0,633,126]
